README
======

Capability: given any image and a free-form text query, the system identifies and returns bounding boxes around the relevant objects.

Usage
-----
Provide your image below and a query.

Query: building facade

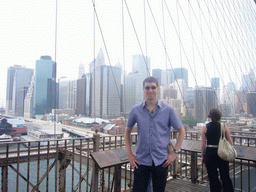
[6,65,34,116]
[34,56,56,118]
[58,78,76,110]
[194,87,218,121]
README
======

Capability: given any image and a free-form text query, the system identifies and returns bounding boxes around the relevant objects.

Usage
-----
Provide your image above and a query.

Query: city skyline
[0,0,255,109]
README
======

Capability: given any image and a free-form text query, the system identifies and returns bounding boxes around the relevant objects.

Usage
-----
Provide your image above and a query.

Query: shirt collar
[142,99,162,109]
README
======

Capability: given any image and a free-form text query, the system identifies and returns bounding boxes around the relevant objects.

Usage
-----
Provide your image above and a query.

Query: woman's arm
[201,125,207,154]
[224,124,233,145]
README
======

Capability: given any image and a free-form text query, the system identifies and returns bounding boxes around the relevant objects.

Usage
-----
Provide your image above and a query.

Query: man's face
[143,82,159,101]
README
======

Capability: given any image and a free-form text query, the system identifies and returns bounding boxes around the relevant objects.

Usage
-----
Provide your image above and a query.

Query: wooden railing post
[59,155,71,192]
[2,165,8,192]
[114,165,121,192]
[91,130,100,192]
[191,152,198,183]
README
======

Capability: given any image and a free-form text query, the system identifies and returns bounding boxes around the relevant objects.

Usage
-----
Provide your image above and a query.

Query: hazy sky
[0,0,255,108]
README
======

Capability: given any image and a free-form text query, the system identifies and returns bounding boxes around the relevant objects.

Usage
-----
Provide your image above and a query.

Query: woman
[201,108,234,192]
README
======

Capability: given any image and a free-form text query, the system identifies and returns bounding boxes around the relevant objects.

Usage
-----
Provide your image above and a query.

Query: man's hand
[128,153,140,169]
[162,152,178,167]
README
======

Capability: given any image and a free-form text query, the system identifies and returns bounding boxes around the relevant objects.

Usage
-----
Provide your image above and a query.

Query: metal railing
[0,131,255,192]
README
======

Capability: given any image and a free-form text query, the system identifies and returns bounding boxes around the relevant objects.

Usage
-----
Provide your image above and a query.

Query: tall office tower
[6,65,34,115]
[122,55,151,116]
[132,54,151,77]
[234,90,247,114]
[58,78,77,110]
[249,69,256,91]
[246,92,256,117]
[102,66,121,119]
[124,72,145,116]
[211,78,220,89]
[211,77,220,107]
[78,63,85,79]
[34,56,56,118]
[16,87,28,116]
[24,77,35,118]
[152,68,162,98]
[170,79,187,102]
[91,49,105,118]
[85,73,92,116]
[242,74,250,91]
[152,68,162,84]
[161,69,174,88]
[222,82,236,114]
[186,87,194,116]
[194,87,217,121]
[76,73,91,116]
[173,68,188,88]
[76,78,86,116]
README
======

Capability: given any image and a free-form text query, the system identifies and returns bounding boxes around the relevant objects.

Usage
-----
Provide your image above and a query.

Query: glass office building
[34,56,56,117]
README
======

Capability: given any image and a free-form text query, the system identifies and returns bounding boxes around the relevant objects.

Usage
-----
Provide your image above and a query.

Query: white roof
[7,118,26,127]
[74,117,110,124]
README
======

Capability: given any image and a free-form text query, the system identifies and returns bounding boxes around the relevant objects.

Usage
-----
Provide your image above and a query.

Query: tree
[181,116,198,128]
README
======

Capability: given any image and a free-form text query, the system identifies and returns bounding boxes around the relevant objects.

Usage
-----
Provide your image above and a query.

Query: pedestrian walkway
[165,179,209,192]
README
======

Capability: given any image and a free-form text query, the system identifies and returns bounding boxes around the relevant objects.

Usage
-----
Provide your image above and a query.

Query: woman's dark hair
[208,108,222,122]
[143,76,159,87]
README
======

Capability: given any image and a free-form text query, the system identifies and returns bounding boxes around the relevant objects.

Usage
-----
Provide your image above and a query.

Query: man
[125,76,185,192]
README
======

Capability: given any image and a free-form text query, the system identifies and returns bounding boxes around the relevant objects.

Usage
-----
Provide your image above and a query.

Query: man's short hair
[143,76,159,87]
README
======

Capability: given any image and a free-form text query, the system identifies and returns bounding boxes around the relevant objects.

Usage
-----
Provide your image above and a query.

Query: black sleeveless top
[206,122,221,146]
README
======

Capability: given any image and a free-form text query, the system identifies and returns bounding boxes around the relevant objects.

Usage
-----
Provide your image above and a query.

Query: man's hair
[208,108,222,122]
[143,76,159,87]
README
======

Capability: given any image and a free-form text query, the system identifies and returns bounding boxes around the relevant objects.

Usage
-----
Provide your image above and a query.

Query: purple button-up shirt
[127,100,183,166]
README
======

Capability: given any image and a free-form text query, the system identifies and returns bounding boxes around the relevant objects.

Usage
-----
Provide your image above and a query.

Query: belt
[207,145,218,148]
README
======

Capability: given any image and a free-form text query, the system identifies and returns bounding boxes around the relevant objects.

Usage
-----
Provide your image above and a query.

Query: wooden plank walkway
[124,179,210,191]
[165,179,209,192]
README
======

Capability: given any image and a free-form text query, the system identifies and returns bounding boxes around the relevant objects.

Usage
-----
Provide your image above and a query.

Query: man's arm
[163,126,185,167]
[125,127,140,169]
[173,126,185,151]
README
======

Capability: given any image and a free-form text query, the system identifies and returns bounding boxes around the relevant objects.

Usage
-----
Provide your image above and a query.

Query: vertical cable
[144,0,148,76]
[122,0,127,119]
[53,0,58,141]
[93,0,96,122]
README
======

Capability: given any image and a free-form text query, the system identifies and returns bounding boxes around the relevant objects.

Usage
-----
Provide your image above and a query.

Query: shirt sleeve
[127,107,136,128]
[169,106,183,130]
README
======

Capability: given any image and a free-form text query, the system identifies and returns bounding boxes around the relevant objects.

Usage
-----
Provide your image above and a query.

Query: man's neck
[145,99,158,107]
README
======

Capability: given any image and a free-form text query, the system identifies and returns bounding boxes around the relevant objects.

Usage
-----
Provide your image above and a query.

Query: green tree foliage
[181,116,198,128]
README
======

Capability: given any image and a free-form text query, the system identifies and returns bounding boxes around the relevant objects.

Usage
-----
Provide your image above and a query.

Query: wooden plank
[165,179,209,192]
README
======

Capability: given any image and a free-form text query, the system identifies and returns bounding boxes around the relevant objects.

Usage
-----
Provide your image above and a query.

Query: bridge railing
[0,131,255,192]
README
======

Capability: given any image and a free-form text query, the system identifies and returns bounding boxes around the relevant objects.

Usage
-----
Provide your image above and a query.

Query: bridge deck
[124,179,210,191]
[165,179,209,192]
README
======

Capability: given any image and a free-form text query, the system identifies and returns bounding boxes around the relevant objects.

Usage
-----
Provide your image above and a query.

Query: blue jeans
[132,161,167,192]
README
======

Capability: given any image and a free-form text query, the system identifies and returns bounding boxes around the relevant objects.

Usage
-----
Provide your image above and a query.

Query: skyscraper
[78,63,85,79]
[24,77,35,118]
[34,56,56,118]
[124,72,144,116]
[123,54,151,116]
[58,78,76,110]
[246,92,256,117]
[194,87,218,121]
[211,78,220,89]
[173,68,188,88]
[132,54,151,77]
[161,69,174,87]
[102,66,121,119]
[76,74,91,116]
[91,58,121,118]
[6,65,34,115]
